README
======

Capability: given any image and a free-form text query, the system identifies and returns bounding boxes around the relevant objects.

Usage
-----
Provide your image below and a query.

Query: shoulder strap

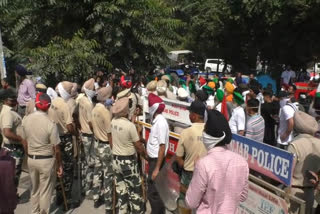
[286,103,298,112]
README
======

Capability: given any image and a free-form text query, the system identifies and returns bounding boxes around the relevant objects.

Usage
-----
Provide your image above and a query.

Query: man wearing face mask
[277,91,297,149]
[79,78,96,197]
[48,81,80,210]
[245,99,265,142]
[111,97,147,214]
[185,110,249,213]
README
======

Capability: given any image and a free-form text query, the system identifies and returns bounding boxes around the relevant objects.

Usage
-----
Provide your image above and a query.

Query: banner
[142,122,294,185]
[143,96,192,125]
[229,134,294,186]
[238,182,288,214]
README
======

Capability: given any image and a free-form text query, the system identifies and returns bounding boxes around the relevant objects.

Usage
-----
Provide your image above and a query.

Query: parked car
[204,59,232,73]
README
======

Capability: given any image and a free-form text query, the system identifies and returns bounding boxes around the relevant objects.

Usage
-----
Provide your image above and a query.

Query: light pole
[0,27,7,79]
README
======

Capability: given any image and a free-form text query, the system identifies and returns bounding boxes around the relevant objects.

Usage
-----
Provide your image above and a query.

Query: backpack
[287,103,318,136]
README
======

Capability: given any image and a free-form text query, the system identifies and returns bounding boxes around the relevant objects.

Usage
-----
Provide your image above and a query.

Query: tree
[26,30,111,86]
[0,0,183,82]
[175,0,320,71]
[86,0,184,71]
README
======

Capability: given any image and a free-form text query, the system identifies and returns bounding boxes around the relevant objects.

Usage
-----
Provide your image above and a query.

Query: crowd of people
[0,64,320,214]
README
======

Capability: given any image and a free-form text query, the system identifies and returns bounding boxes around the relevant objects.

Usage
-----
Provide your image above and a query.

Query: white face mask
[202,131,225,150]
[280,98,290,108]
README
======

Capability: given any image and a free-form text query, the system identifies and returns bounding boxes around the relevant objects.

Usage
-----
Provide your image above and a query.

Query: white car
[204,59,232,73]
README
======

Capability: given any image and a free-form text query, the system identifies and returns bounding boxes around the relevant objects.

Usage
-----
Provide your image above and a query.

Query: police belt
[113,154,136,160]
[3,143,23,150]
[60,134,72,140]
[28,154,53,160]
[291,185,314,189]
[95,138,109,144]
[82,133,93,137]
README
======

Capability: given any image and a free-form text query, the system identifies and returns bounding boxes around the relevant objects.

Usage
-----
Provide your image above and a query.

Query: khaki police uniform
[67,98,78,158]
[67,98,77,116]
[25,100,36,116]
[176,123,207,213]
[48,97,75,203]
[111,117,145,214]
[21,111,60,214]
[78,95,95,196]
[288,134,320,214]
[117,89,140,121]
[91,103,113,211]
[0,104,24,187]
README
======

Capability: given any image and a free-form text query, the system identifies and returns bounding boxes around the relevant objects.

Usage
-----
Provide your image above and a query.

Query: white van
[204,58,232,73]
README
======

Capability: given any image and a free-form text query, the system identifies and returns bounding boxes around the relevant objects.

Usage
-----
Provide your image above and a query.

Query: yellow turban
[208,81,216,89]
[225,82,234,94]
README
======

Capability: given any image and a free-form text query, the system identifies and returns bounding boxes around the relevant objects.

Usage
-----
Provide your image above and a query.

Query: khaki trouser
[28,157,56,214]
[289,187,314,214]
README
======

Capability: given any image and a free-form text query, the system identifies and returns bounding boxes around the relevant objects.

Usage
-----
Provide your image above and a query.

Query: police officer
[21,92,63,214]
[116,88,140,121]
[49,81,79,210]
[0,88,26,188]
[79,78,96,197]
[111,97,147,214]
[91,86,113,211]
[25,83,48,116]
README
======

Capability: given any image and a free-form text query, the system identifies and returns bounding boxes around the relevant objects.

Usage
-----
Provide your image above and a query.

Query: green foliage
[2,0,320,78]
[26,30,111,83]
[87,0,184,70]
[1,0,183,82]
[174,0,320,70]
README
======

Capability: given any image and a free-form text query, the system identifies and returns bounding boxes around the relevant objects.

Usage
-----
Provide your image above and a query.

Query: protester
[245,99,265,142]
[249,73,255,84]
[185,110,249,213]
[48,81,79,210]
[111,97,147,214]
[147,93,169,214]
[176,100,207,213]
[288,85,296,98]
[21,92,63,214]
[277,91,297,149]
[235,72,243,86]
[225,81,234,102]
[228,91,245,135]
[161,75,177,100]
[91,86,113,210]
[281,65,296,87]
[287,111,320,214]
[261,90,279,146]
[15,65,36,117]
[213,89,224,112]
[249,84,263,105]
